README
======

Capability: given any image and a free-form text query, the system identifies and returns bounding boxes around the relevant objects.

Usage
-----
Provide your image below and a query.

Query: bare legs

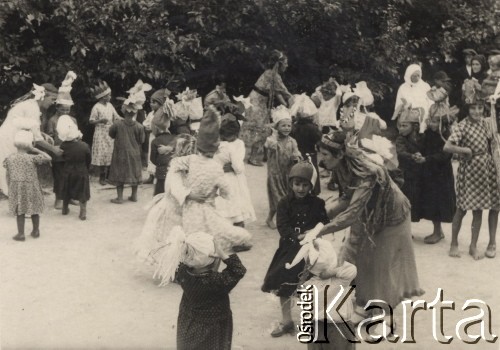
[111,184,138,204]
[266,210,277,229]
[487,210,498,258]
[424,221,445,244]
[13,214,40,241]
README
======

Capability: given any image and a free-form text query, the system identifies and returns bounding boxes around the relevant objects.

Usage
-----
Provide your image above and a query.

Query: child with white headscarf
[392,64,432,133]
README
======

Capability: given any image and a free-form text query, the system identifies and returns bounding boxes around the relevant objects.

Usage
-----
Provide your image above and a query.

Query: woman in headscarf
[240,50,293,166]
[470,54,488,84]
[392,64,432,132]
[314,131,424,329]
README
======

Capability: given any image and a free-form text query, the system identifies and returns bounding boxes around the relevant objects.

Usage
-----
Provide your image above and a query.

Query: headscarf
[471,55,488,83]
[56,115,82,141]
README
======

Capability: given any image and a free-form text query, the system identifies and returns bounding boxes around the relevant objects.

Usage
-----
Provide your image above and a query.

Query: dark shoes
[271,322,295,337]
[233,244,252,252]
[12,233,25,241]
[31,230,40,238]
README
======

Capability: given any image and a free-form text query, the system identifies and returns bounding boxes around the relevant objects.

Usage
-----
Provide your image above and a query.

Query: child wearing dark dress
[4,130,51,241]
[419,95,457,244]
[56,115,91,220]
[395,108,423,222]
[150,116,176,196]
[262,161,329,337]
[108,99,145,203]
[290,113,323,195]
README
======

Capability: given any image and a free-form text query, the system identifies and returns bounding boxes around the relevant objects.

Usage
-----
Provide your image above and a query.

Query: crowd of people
[1,47,500,349]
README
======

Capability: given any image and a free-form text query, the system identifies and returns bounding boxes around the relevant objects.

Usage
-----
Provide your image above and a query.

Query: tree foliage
[1,0,499,120]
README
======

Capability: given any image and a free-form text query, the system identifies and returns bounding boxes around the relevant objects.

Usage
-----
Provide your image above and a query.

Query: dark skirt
[401,175,421,222]
[62,171,90,203]
[177,310,232,350]
[52,161,65,199]
[420,167,456,222]
[262,237,304,297]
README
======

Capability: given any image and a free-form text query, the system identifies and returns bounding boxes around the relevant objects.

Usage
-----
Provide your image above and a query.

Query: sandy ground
[1,163,499,350]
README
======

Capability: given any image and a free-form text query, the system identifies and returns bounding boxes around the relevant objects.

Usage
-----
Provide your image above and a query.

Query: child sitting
[395,106,424,222]
[287,238,357,349]
[56,115,91,220]
[265,106,302,229]
[4,130,51,241]
[108,97,145,203]
[262,161,329,337]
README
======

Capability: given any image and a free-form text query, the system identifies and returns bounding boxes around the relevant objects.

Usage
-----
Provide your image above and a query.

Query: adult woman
[240,50,293,166]
[392,64,432,132]
[470,55,488,84]
[315,131,424,325]
[0,84,58,196]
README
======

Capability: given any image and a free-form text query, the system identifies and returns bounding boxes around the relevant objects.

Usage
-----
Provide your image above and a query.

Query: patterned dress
[90,102,121,166]
[448,117,500,210]
[177,254,246,350]
[169,154,252,251]
[265,132,301,213]
[240,69,292,159]
[3,153,49,215]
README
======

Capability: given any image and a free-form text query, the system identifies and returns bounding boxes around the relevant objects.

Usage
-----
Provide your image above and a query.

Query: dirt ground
[1,163,499,350]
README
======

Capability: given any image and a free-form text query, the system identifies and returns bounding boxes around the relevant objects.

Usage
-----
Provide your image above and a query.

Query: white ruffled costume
[214,139,256,223]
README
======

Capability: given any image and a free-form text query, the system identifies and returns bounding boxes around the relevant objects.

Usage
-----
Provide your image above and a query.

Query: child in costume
[290,95,322,195]
[46,71,78,209]
[444,89,500,260]
[143,88,169,184]
[108,97,145,203]
[265,106,302,229]
[4,130,51,241]
[156,226,246,350]
[214,113,256,226]
[418,85,458,244]
[134,134,197,269]
[395,106,424,222]
[287,238,357,349]
[89,81,122,185]
[262,161,329,337]
[57,115,91,220]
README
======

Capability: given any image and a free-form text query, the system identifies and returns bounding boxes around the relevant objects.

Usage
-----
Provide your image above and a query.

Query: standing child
[56,115,91,220]
[395,107,424,222]
[215,113,256,227]
[108,98,145,203]
[89,81,121,185]
[290,111,322,195]
[150,111,176,196]
[418,89,458,244]
[143,88,169,184]
[286,238,357,349]
[444,89,500,259]
[265,106,302,229]
[262,161,329,337]
[4,130,51,241]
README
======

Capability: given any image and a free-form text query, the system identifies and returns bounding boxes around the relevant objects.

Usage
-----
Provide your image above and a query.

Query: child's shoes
[31,230,40,238]
[270,321,295,337]
[128,196,138,202]
[12,233,25,241]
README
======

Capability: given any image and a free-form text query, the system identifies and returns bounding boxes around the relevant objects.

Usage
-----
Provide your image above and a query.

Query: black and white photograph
[0,0,500,349]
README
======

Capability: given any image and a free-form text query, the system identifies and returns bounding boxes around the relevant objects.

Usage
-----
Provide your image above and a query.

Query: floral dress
[264,132,301,213]
[3,153,49,215]
[448,117,500,210]
[90,102,121,166]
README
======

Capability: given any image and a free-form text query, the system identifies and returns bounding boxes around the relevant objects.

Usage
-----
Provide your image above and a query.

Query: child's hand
[210,241,229,260]
[462,148,473,161]
[158,145,174,155]
[297,233,306,241]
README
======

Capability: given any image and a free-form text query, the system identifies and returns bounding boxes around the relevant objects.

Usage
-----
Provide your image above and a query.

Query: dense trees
[1,0,499,121]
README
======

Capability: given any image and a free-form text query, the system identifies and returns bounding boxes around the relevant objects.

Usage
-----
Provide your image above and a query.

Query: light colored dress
[214,139,256,223]
[264,132,301,213]
[3,153,49,215]
[169,154,252,251]
[90,102,121,166]
[142,111,156,175]
[0,99,43,196]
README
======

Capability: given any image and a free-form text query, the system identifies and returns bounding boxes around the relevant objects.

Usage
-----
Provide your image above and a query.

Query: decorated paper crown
[90,81,111,100]
[271,105,292,125]
[126,79,152,109]
[353,81,374,106]
[399,104,424,124]
[176,87,198,102]
[56,71,77,106]
[426,86,448,103]
[289,93,318,118]
[463,81,486,105]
